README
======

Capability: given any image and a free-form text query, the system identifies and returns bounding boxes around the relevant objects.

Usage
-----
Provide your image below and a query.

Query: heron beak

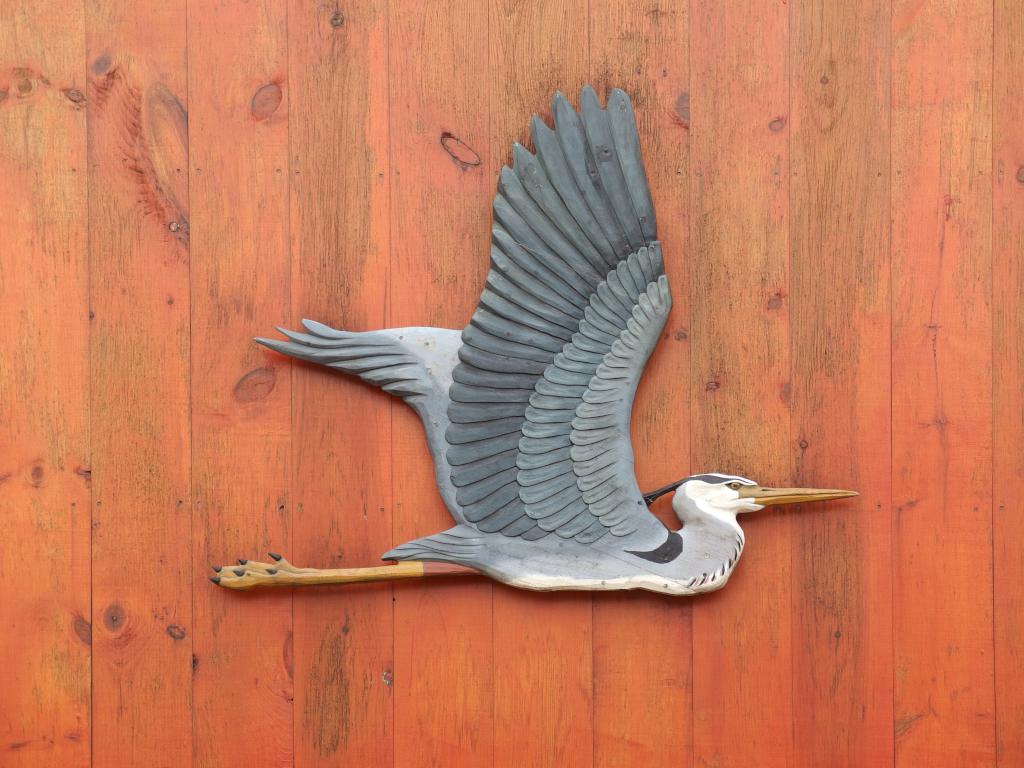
[740,486,859,507]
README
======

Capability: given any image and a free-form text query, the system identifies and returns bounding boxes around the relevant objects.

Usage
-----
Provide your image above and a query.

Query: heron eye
[728,482,741,490]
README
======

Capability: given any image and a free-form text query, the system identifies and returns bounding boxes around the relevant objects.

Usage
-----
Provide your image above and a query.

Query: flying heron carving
[212,86,856,596]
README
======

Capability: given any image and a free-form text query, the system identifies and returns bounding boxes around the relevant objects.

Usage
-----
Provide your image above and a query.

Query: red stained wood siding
[0,2,1017,766]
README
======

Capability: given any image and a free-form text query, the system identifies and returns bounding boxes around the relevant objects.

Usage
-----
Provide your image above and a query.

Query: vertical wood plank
[488,3,594,767]
[589,3,693,766]
[85,0,191,764]
[188,1,292,766]
[891,0,994,763]
[994,1,1024,762]
[387,2,494,767]
[287,1,394,765]
[789,2,894,765]
[688,1,792,765]
[0,3,91,763]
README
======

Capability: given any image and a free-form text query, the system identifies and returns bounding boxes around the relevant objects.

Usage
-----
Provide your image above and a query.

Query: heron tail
[382,526,484,566]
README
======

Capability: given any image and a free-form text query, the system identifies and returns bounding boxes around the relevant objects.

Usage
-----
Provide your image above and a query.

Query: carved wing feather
[446,86,670,546]
[520,251,670,542]
[258,320,432,399]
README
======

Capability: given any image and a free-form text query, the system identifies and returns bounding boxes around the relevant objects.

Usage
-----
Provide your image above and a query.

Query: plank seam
[285,1,296,765]
[385,2,396,766]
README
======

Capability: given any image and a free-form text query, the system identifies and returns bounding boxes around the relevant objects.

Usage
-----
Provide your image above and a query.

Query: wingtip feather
[608,87,631,106]
[301,318,350,338]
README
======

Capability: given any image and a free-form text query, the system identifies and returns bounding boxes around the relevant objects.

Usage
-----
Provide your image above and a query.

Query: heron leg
[209,553,474,590]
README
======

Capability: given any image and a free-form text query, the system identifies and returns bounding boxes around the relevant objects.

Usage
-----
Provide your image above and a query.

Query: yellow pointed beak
[739,486,858,507]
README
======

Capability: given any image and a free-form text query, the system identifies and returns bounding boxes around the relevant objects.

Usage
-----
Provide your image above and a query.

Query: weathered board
[1,1,1018,766]
[388,3,494,765]
[0,2,91,764]
[789,2,894,764]
[85,0,192,764]
[891,0,995,763]
[590,3,693,766]
[689,2,793,764]
[188,0,292,764]
[288,2,394,765]
[487,5,594,767]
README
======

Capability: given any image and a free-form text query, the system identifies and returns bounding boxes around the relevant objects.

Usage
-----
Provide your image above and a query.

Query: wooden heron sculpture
[212,86,856,596]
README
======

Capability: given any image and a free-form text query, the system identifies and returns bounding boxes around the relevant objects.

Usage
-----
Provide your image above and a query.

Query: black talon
[238,559,248,565]
[268,552,282,561]
[212,565,222,573]
[209,576,221,584]
[266,568,277,575]
[233,568,246,577]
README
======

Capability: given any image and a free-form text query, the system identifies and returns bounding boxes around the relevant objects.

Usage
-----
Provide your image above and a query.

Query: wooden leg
[210,555,477,590]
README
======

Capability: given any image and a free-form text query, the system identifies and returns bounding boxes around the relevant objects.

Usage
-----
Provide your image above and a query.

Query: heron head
[644,473,858,521]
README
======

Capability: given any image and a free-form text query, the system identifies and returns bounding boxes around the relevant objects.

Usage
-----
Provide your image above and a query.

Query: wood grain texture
[0,2,91,764]
[589,3,693,767]
[891,0,995,764]
[1,2,1018,765]
[689,1,793,765]
[789,1,894,764]
[488,3,594,768]
[187,1,292,765]
[286,1,394,765]
[85,0,192,764]
[387,2,495,766]
[994,2,1024,763]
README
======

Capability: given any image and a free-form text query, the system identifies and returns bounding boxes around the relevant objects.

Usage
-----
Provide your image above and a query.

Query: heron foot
[210,553,311,591]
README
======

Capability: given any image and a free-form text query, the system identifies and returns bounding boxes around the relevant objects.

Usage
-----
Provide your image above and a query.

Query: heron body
[216,86,856,596]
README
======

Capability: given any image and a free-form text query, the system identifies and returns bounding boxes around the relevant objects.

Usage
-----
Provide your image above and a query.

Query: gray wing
[257,320,442,399]
[446,85,670,546]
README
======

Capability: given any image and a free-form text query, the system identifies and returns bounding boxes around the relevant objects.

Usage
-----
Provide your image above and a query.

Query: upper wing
[446,85,671,545]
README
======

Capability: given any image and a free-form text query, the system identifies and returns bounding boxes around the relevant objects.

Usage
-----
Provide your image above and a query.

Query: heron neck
[673,498,742,538]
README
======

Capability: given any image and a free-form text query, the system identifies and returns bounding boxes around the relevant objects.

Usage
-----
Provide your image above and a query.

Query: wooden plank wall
[0,1,1019,766]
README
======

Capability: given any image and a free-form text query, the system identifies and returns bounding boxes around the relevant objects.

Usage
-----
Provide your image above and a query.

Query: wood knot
[673,92,690,128]
[251,82,282,121]
[768,116,787,132]
[705,379,720,392]
[30,465,44,486]
[63,88,86,106]
[73,616,92,646]
[103,604,126,632]
[439,132,481,170]
[91,54,112,75]
[329,9,344,27]
[166,624,187,641]
[1016,165,1024,185]
[234,366,277,403]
